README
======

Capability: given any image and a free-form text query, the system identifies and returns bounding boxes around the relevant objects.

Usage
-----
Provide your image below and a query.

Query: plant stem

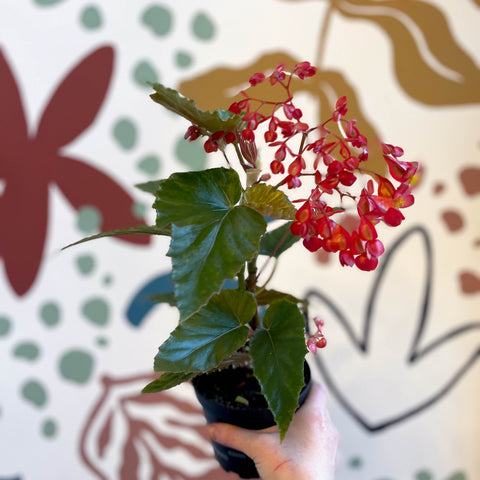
[246,257,261,330]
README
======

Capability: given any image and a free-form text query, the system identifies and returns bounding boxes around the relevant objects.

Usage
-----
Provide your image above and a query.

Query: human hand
[207,382,338,480]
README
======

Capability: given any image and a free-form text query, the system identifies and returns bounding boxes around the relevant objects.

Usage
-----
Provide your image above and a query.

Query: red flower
[0,46,151,296]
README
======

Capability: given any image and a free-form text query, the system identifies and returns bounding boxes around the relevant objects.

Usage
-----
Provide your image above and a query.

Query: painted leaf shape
[154,167,266,319]
[36,46,114,146]
[154,290,255,373]
[150,82,244,134]
[179,53,386,175]
[80,374,236,479]
[55,155,150,244]
[0,49,27,147]
[335,0,480,104]
[243,184,296,220]
[307,226,480,430]
[250,299,307,439]
[0,172,48,295]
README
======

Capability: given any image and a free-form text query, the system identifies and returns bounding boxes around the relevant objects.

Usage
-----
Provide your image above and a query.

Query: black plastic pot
[192,362,311,479]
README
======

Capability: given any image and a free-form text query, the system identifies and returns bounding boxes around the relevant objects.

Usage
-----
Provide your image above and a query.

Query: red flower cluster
[307,316,327,354]
[185,62,418,271]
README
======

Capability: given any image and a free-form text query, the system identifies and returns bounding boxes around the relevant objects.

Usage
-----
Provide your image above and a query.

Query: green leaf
[142,372,195,393]
[250,299,308,440]
[255,289,304,307]
[259,222,300,258]
[149,83,244,134]
[62,224,171,250]
[154,167,266,319]
[135,179,163,195]
[243,184,296,220]
[154,289,256,373]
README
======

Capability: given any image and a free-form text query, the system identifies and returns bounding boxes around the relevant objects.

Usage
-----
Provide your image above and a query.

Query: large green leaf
[259,222,300,258]
[243,184,296,220]
[142,372,195,393]
[149,83,244,134]
[154,167,266,319]
[250,299,307,440]
[154,290,256,373]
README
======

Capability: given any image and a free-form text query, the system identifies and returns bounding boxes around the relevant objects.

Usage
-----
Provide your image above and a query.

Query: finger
[208,422,279,458]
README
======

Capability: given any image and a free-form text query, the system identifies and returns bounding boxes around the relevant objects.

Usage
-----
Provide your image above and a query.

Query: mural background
[0,1,479,479]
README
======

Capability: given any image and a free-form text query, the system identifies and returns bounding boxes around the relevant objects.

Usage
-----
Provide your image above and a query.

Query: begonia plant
[68,61,417,439]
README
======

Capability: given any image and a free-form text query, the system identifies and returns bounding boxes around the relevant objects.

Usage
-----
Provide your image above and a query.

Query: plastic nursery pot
[192,362,311,479]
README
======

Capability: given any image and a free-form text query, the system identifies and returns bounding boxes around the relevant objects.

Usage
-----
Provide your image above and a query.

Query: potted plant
[67,61,417,478]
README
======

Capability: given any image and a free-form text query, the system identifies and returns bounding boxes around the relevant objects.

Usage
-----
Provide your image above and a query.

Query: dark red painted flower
[0,46,151,296]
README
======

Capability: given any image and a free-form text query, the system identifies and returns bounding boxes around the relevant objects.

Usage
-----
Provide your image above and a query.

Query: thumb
[208,422,278,459]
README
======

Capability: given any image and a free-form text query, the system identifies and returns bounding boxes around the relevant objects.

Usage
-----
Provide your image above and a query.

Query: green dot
[415,470,432,480]
[77,206,102,234]
[113,118,137,150]
[0,316,12,337]
[133,202,147,219]
[176,51,193,68]
[175,135,207,170]
[138,154,161,176]
[40,302,61,327]
[33,0,65,5]
[96,336,109,347]
[41,418,58,438]
[76,254,96,275]
[192,12,215,41]
[133,60,159,87]
[81,298,109,327]
[80,5,102,29]
[447,473,467,480]
[348,456,363,469]
[103,275,113,286]
[21,380,47,407]
[59,349,94,384]
[141,5,173,37]
[13,342,40,361]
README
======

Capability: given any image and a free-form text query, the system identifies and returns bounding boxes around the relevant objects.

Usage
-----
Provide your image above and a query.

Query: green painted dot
[192,12,215,41]
[133,60,159,87]
[77,206,102,234]
[175,135,207,170]
[132,202,147,220]
[141,5,173,37]
[34,0,65,5]
[176,51,193,68]
[0,316,12,337]
[96,336,109,347]
[76,254,96,275]
[40,302,61,327]
[41,418,58,438]
[103,275,113,286]
[138,154,161,176]
[21,380,47,408]
[81,297,109,327]
[13,342,40,361]
[113,118,137,150]
[415,470,433,480]
[447,473,467,480]
[80,5,102,29]
[59,349,94,384]
[348,456,363,469]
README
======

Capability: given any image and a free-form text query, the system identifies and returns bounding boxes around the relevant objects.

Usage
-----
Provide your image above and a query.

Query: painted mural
[1,1,479,479]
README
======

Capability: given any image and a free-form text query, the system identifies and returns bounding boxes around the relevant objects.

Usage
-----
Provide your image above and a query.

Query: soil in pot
[192,363,311,479]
